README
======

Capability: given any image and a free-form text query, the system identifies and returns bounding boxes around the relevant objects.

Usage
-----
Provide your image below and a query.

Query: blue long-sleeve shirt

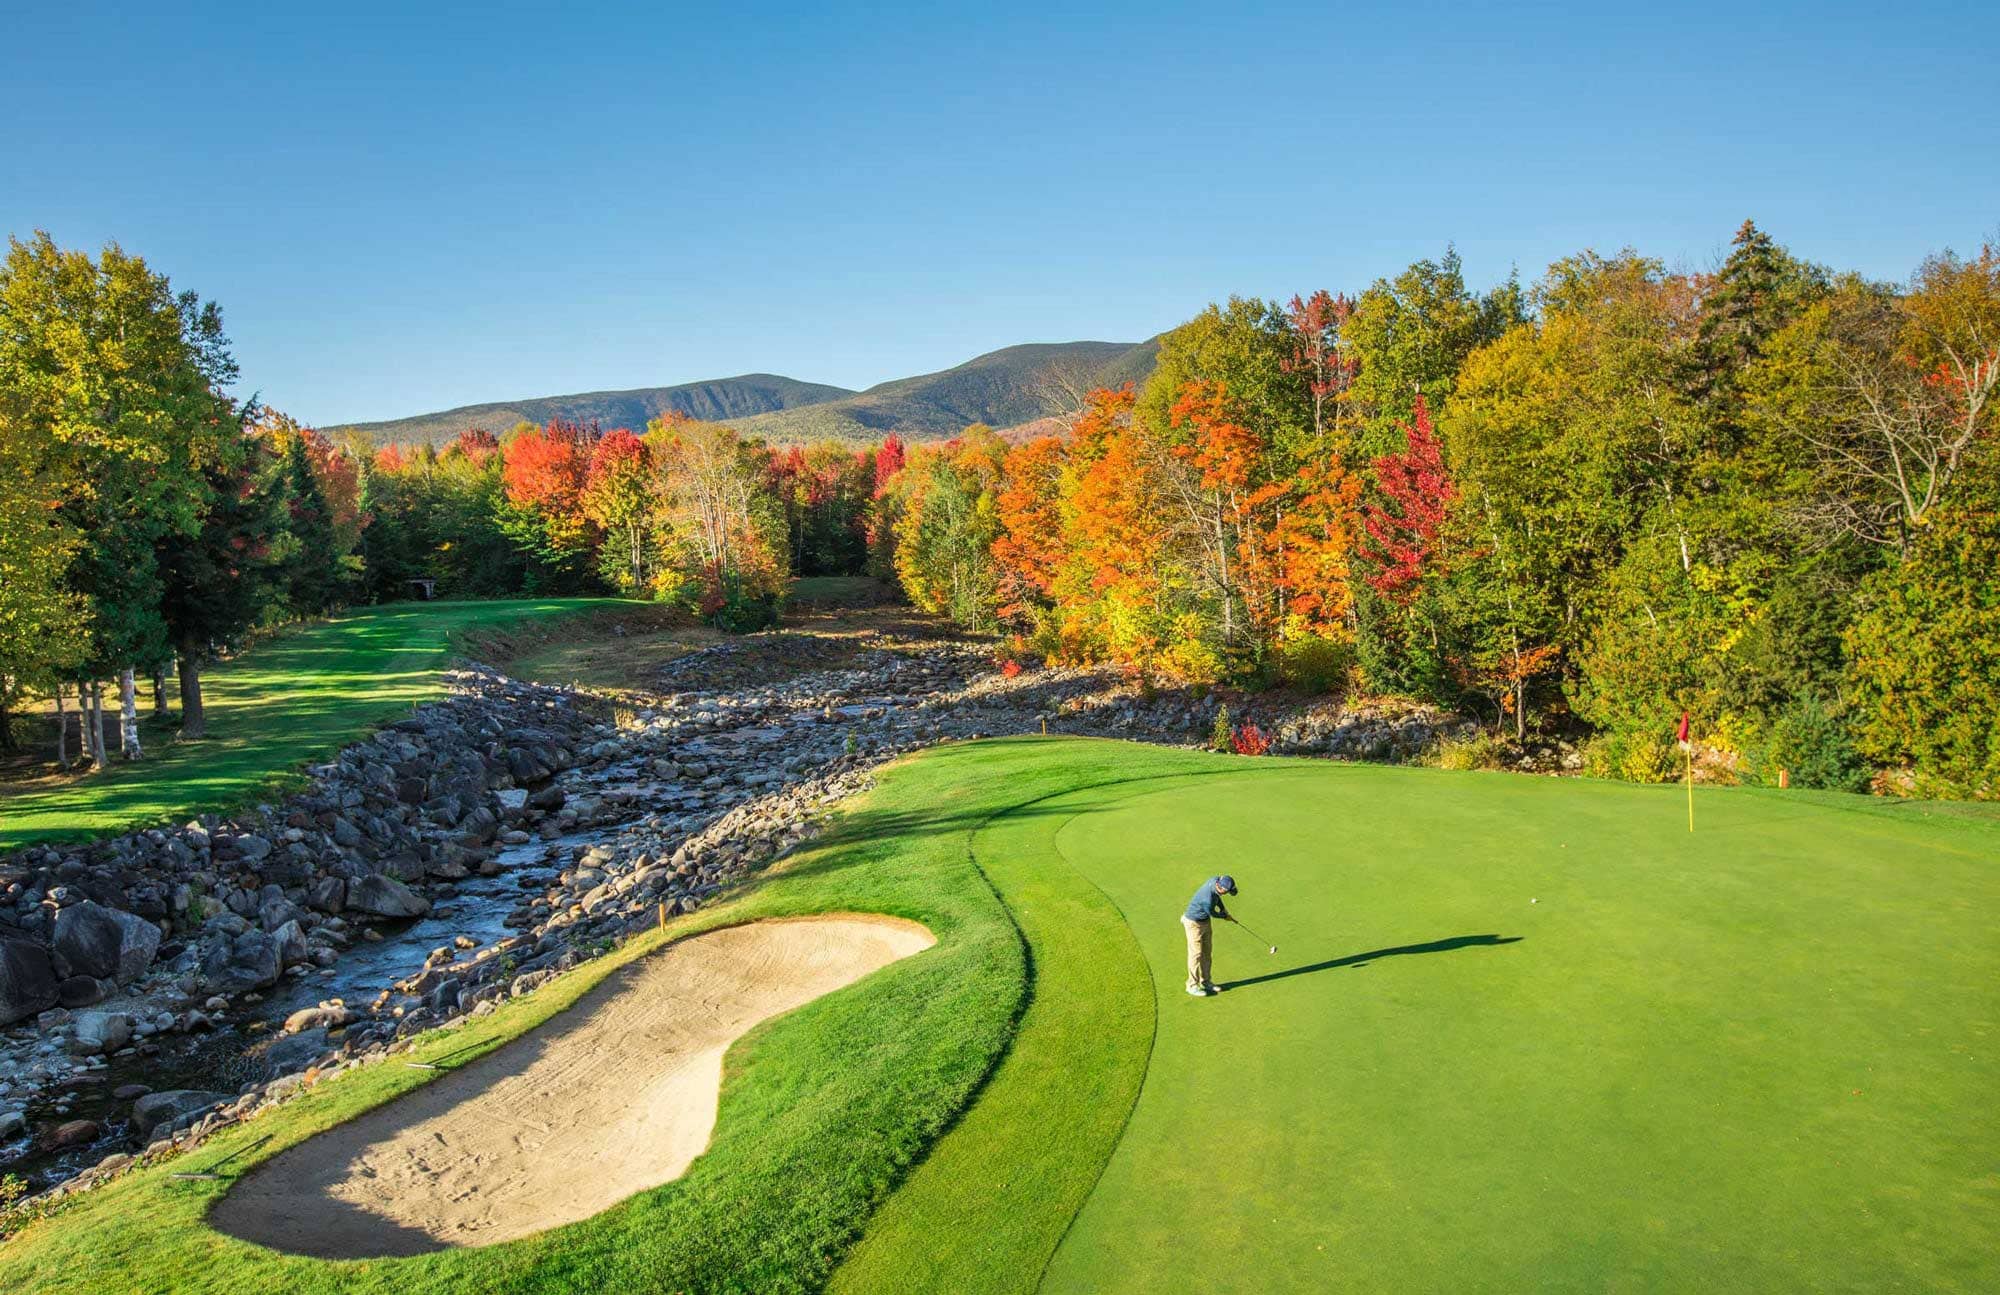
[1184,878,1232,923]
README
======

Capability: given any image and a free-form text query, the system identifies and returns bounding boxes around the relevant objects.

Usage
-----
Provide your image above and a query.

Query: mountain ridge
[330,339,1159,446]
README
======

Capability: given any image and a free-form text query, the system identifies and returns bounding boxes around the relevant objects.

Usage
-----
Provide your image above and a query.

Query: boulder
[52,900,161,983]
[131,1089,227,1142]
[233,833,273,862]
[347,873,429,919]
[47,1119,101,1149]
[201,930,282,993]
[282,1004,353,1034]
[272,919,309,968]
[308,876,347,914]
[0,938,59,1026]
[259,1027,329,1078]
[68,1010,134,1055]
[57,974,111,1008]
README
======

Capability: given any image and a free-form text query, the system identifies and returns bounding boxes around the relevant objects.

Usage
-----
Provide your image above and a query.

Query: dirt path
[209,916,934,1258]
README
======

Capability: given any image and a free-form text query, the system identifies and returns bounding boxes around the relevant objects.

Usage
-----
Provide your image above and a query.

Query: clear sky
[4,1,1993,427]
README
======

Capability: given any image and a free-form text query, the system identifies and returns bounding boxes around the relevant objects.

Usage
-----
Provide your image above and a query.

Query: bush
[1740,695,1867,792]
[1230,722,1272,756]
[1279,632,1356,696]
[1430,730,1502,771]
[1582,729,1679,783]
[701,570,780,633]
[1209,705,1232,753]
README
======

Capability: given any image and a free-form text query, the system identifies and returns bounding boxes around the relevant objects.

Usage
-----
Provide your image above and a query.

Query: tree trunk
[119,667,143,759]
[0,689,12,754]
[153,664,171,717]
[88,681,108,771]
[54,682,68,769]
[178,653,206,739]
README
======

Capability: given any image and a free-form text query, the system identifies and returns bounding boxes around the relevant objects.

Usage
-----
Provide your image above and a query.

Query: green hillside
[331,374,855,446]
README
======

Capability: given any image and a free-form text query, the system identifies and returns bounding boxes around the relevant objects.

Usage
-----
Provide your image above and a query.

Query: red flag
[1675,711,1690,745]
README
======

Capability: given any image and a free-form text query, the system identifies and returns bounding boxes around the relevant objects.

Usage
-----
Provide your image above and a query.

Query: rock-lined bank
[2,627,1482,1204]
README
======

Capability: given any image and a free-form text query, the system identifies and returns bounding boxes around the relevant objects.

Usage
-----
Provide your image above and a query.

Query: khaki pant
[1183,916,1212,991]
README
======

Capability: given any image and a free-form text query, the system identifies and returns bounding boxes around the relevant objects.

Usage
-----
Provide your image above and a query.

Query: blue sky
[4,1,1993,426]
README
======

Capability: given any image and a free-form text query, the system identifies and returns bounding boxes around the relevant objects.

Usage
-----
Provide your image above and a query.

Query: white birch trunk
[88,681,108,771]
[120,667,143,759]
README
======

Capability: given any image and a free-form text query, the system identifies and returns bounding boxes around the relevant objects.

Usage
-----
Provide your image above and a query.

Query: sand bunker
[210,915,934,1258]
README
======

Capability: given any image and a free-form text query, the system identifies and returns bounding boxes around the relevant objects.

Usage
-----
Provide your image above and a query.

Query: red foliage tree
[1283,289,1358,443]
[503,424,591,517]
[450,427,500,464]
[873,434,907,495]
[1361,395,1453,602]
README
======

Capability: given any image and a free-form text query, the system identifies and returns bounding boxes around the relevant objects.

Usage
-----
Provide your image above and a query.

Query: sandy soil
[209,915,935,1258]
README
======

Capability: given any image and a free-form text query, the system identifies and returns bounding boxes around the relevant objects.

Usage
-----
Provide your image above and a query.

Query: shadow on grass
[1218,933,1523,991]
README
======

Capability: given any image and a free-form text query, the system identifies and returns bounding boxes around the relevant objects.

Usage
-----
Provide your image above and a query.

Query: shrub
[1278,632,1356,696]
[1210,705,1232,753]
[1582,729,1679,783]
[701,570,780,633]
[999,659,1024,679]
[1740,694,1868,792]
[1231,723,1272,756]
[1430,730,1502,771]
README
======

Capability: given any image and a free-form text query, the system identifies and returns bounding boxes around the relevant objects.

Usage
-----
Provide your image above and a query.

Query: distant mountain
[727,340,1160,443]
[332,339,1160,447]
[330,374,856,447]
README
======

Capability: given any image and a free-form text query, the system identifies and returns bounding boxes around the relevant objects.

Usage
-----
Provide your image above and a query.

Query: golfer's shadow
[1218,934,1521,991]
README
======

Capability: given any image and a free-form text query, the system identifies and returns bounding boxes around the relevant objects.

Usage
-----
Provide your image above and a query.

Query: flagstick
[1686,742,1695,833]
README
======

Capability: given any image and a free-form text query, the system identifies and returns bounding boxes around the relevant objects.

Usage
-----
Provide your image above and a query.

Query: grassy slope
[0,600,625,850]
[0,740,1148,1293]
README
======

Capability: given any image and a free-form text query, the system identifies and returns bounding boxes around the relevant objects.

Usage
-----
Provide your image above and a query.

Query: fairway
[0,599,625,849]
[5,740,1995,1293]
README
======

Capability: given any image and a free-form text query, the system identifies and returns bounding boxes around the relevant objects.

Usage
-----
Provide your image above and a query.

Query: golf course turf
[0,599,632,850]
[3,739,1995,1292]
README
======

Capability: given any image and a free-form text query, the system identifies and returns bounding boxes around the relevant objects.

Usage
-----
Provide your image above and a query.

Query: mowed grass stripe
[830,756,1216,1293]
[0,599,632,849]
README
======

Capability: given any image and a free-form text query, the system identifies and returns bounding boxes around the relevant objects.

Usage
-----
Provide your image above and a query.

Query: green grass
[872,751,2000,1293]
[6,740,1997,1292]
[0,740,1098,1292]
[0,600,629,850]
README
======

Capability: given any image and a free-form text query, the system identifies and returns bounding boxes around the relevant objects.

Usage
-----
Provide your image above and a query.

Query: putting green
[846,748,2000,1293]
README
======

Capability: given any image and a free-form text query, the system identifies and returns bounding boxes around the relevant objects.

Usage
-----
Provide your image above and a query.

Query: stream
[1,832,593,1191]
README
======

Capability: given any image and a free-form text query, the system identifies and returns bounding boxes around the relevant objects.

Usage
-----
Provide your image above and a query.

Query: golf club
[1229,917,1277,954]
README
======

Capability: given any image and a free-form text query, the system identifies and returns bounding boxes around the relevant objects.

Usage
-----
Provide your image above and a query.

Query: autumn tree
[649,419,788,627]
[992,435,1068,627]
[581,428,653,590]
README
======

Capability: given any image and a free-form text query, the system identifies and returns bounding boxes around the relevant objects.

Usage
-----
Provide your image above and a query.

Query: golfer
[1182,874,1238,996]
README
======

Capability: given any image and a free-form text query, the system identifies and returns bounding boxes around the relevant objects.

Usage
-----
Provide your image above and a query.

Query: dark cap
[1216,875,1237,894]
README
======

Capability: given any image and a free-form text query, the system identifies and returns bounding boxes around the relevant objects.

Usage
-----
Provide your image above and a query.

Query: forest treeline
[2,225,1994,797]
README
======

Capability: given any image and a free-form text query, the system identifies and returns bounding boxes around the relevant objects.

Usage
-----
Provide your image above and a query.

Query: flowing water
[1,833,593,1192]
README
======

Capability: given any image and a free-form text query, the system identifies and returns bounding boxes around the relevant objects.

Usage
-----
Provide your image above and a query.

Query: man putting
[1182,874,1238,996]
